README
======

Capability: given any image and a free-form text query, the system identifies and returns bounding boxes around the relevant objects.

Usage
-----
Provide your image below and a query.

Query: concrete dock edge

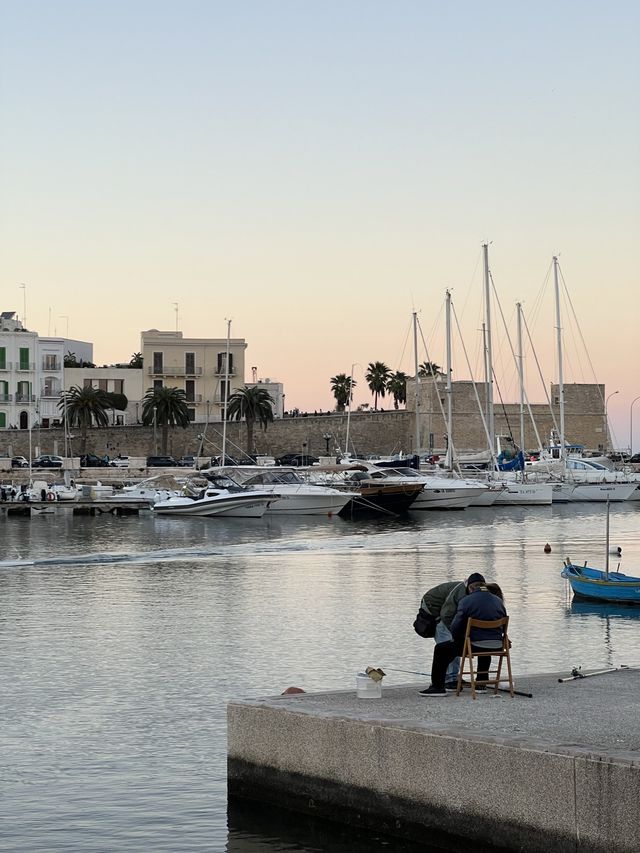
[227,684,640,852]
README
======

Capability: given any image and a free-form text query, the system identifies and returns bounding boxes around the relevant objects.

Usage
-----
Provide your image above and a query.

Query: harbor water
[2,503,640,851]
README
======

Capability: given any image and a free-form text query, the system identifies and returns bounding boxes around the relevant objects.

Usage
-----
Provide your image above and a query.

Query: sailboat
[561,502,640,603]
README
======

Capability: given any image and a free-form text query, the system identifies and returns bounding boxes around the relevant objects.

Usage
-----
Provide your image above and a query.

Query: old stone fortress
[0,310,608,461]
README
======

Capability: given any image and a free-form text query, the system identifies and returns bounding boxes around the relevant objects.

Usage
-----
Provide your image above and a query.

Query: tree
[58,385,110,453]
[63,351,95,368]
[365,361,392,410]
[129,352,143,369]
[387,371,408,410]
[418,361,442,377]
[330,373,356,413]
[141,386,190,454]
[226,386,275,454]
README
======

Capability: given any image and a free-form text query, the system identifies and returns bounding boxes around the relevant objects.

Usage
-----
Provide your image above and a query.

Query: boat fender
[46,491,56,502]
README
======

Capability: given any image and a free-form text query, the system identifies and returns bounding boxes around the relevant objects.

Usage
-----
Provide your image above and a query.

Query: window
[185,352,195,374]
[19,347,30,370]
[43,354,59,370]
[0,347,5,369]
[0,380,8,401]
[220,380,229,402]
[43,377,59,397]
[16,380,30,401]
[0,412,5,428]
[111,379,124,394]
[153,352,163,374]
[217,352,234,374]
[188,408,196,422]
[153,379,163,390]
[185,380,195,402]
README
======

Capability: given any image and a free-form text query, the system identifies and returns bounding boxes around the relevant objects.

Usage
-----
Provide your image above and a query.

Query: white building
[65,367,144,425]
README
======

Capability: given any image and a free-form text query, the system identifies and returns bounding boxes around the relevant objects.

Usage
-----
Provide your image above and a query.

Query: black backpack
[413,608,437,638]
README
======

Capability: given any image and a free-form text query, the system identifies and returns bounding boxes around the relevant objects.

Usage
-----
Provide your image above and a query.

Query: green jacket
[421,581,467,629]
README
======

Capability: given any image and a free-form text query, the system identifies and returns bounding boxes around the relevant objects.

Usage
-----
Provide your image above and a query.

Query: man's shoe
[444,681,459,692]
[418,685,447,697]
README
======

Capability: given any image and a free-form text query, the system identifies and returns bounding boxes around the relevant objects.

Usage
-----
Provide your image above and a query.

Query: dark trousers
[431,639,491,689]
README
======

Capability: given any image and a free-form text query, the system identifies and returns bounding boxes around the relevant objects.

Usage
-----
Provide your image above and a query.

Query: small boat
[561,501,640,604]
[152,474,274,518]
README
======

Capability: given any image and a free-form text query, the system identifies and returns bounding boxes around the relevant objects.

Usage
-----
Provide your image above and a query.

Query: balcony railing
[0,362,10,371]
[15,393,36,402]
[147,366,203,376]
[42,359,61,371]
[185,394,203,404]
[16,362,36,371]
[0,393,12,402]
[214,365,236,376]
[40,388,61,399]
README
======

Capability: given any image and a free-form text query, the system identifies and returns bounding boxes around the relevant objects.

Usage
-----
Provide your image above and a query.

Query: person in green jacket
[420,573,485,689]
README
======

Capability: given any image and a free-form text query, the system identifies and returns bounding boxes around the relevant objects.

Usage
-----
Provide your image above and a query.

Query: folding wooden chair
[455,616,514,699]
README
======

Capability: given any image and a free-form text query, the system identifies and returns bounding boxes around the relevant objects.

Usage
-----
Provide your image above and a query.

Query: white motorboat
[353,463,488,509]
[220,467,356,516]
[153,475,274,518]
[491,479,553,506]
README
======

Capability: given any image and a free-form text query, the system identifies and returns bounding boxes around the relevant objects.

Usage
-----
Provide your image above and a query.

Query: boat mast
[445,292,453,470]
[553,256,565,461]
[221,319,231,462]
[605,499,610,581]
[517,301,525,451]
[345,362,355,457]
[413,312,420,456]
[482,243,495,459]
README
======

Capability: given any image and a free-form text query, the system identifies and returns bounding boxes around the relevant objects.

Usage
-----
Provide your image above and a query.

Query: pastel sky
[1,2,638,447]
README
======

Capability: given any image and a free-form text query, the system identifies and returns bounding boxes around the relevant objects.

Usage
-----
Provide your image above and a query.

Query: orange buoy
[544,543,552,553]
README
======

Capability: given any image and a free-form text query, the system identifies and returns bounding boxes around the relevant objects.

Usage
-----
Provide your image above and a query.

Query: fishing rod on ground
[384,667,533,698]
[558,664,634,683]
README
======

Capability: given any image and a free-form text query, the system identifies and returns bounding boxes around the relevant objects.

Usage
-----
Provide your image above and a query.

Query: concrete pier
[228,669,640,852]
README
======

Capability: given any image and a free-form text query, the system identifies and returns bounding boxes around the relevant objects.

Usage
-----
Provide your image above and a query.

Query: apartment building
[141,329,248,423]
[65,367,144,425]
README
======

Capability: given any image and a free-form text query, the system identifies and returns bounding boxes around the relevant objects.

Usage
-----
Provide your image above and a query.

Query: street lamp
[630,395,640,457]
[604,391,619,452]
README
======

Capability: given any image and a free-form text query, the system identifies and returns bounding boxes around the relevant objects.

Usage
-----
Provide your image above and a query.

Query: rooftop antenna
[173,302,179,331]
[20,283,27,328]
[252,366,258,383]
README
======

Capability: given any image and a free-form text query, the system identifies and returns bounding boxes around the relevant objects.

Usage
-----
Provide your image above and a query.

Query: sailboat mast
[483,244,495,456]
[345,362,355,457]
[221,319,231,462]
[413,312,420,456]
[553,256,565,461]
[445,291,453,470]
[517,301,525,450]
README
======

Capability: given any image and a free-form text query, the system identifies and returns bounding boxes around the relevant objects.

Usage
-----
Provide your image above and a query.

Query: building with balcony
[141,329,248,423]
[65,367,144,425]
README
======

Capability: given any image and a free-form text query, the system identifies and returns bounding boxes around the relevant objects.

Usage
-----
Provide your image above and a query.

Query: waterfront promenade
[228,668,640,852]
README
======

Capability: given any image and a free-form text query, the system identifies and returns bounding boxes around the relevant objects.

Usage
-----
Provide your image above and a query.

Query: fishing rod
[385,667,533,698]
[558,664,631,683]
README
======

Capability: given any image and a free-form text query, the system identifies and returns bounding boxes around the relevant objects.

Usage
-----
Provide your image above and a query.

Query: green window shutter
[0,412,6,428]
[0,347,6,369]
[19,347,30,369]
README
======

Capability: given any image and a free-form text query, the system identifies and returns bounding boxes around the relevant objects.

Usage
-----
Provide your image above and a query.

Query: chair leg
[505,650,514,697]
[468,653,477,700]
[494,655,503,695]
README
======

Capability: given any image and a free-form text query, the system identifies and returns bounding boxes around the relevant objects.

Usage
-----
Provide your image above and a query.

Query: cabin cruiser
[217,466,357,516]
[152,474,275,518]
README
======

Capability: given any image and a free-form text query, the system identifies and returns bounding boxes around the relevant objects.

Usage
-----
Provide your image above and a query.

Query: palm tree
[418,361,442,377]
[226,386,275,454]
[129,352,143,368]
[330,373,356,413]
[58,385,110,453]
[387,371,408,410]
[365,361,392,410]
[141,386,190,454]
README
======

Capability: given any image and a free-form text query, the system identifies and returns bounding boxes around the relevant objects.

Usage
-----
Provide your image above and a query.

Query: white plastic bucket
[356,674,382,699]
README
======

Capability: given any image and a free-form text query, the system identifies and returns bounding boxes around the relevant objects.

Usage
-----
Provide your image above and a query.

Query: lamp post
[153,405,158,455]
[322,432,331,455]
[630,395,640,457]
[604,390,619,452]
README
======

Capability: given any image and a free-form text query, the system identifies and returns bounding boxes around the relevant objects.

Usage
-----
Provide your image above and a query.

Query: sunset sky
[1,2,638,447]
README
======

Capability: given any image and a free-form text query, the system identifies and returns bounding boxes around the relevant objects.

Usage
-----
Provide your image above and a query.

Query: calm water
[2,503,640,851]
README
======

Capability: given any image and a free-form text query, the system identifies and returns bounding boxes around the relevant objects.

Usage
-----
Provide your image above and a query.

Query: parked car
[146,455,178,467]
[32,455,64,468]
[274,453,320,467]
[630,453,640,464]
[80,453,110,467]
[109,456,130,468]
[177,455,196,468]
[11,456,29,468]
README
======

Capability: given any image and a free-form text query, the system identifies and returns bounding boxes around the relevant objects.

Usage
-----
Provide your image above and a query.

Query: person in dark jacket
[419,580,507,697]
[419,572,486,688]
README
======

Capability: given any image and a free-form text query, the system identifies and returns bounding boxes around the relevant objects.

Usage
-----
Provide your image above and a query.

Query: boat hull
[561,563,640,604]
[493,482,553,505]
[568,482,638,502]
[153,494,272,518]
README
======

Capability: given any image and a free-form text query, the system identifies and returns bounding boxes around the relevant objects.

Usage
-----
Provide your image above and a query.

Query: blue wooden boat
[561,561,640,604]
[561,499,640,604]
